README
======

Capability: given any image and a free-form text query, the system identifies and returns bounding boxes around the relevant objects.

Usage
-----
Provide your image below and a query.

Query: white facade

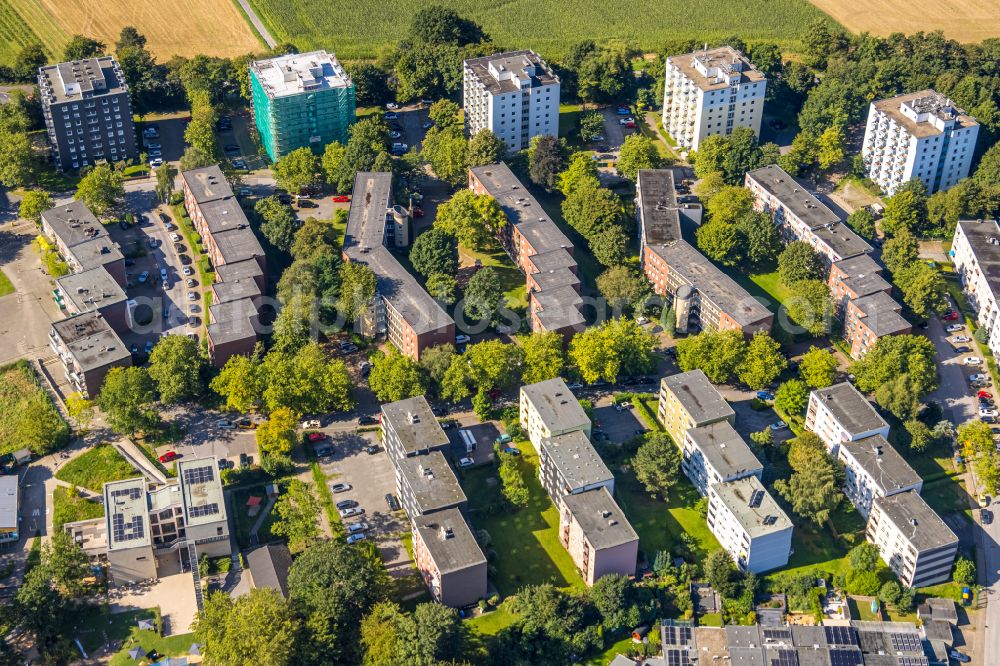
[681,422,763,497]
[867,491,958,588]
[707,477,792,573]
[862,90,979,196]
[805,383,890,454]
[951,219,1000,362]
[661,46,766,152]
[463,50,560,152]
[519,378,590,449]
[837,436,923,518]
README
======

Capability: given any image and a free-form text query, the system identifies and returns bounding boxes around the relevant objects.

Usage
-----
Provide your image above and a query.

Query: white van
[459,429,476,454]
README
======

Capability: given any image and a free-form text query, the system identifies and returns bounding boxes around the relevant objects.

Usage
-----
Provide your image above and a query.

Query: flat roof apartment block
[828,254,891,315]
[381,395,450,461]
[250,50,355,160]
[38,56,138,170]
[559,487,639,586]
[838,435,922,518]
[538,430,614,504]
[844,292,912,358]
[463,50,559,152]
[395,450,468,518]
[867,490,958,587]
[862,90,979,196]
[658,369,735,446]
[662,46,766,152]
[951,219,1000,362]
[520,377,591,449]
[708,476,792,573]
[40,200,125,285]
[682,421,763,497]
[56,266,130,334]
[805,382,890,453]
[343,172,454,360]
[746,165,872,265]
[636,169,702,249]
[412,508,487,607]
[49,311,131,398]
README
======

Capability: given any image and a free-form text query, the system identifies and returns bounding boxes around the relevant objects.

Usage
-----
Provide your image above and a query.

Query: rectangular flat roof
[180,165,232,204]
[649,240,771,326]
[637,169,685,245]
[39,56,128,103]
[874,89,978,139]
[41,200,103,245]
[381,395,450,456]
[840,435,921,494]
[873,490,958,552]
[51,311,130,371]
[811,382,889,435]
[69,236,124,272]
[748,165,840,230]
[396,450,467,513]
[561,486,639,550]
[251,50,351,98]
[0,475,17,531]
[212,225,265,264]
[711,476,792,538]
[811,222,872,260]
[535,304,587,331]
[836,272,891,301]
[198,196,252,235]
[687,421,763,479]
[850,292,910,336]
[531,266,580,292]
[413,507,487,574]
[662,370,735,425]
[178,458,226,527]
[521,378,590,434]
[216,258,264,283]
[531,284,583,311]
[540,430,613,491]
[213,277,262,304]
[342,172,454,335]
[57,267,127,312]
[464,49,558,95]
[667,46,765,92]
[104,477,150,551]
[208,297,259,345]
[526,249,577,273]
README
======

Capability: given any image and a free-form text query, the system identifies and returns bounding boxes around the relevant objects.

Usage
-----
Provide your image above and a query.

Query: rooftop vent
[601,510,612,518]
[407,411,420,425]
[440,526,455,540]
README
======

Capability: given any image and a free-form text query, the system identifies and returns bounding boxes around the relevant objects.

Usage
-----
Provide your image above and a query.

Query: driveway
[925,315,978,427]
[109,572,198,635]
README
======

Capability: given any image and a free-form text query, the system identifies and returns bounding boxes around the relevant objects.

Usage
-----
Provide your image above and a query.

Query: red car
[306,432,327,443]
[331,195,350,203]
[979,391,993,400]
[159,451,178,463]
[943,311,959,321]
[624,121,636,129]
[412,207,425,218]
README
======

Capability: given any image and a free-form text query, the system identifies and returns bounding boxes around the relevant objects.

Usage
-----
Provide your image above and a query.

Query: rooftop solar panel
[188,503,220,518]
[110,486,142,501]
[111,513,145,542]
[888,634,921,653]
[896,657,928,666]
[764,628,793,643]
[182,465,215,485]
[828,648,863,666]
[665,648,692,666]
[769,648,798,666]
[824,626,858,647]
[663,625,694,646]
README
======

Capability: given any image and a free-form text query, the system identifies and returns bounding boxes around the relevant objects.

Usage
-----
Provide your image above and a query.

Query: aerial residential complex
[39,56,138,171]
[827,254,891,315]
[538,429,614,504]
[681,421,762,498]
[661,46,766,151]
[381,395,451,461]
[708,476,793,573]
[463,50,560,151]
[468,163,585,336]
[842,291,912,357]
[520,377,591,448]
[657,369,735,446]
[411,508,488,607]
[49,311,132,398]
[40,200,126,285]
[867,490,959,587]
[395,451,468,517]
[180,165,267,366]
[250,50,355,161]
[951,218,1000,361]
[559,487,639,586]
[837,435,922,518]
[342,172,455,360]
[805,382,891,453]
[861,89,979,196]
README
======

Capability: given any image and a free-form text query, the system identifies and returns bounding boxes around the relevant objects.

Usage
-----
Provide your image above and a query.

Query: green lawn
[699,612,724,627]
[462,447,585,596]
[458,244,529,311]
[52,486,104,531]
[0,359,71,457]
[0,269,13,297]
[468,607,519,636]
[615,473,719,559]
[559,103,587,141]
[55,444,138,493]
[233,484,277,549]
[108,629,196,666]
[848,597,881,621]
[916,581,967,603]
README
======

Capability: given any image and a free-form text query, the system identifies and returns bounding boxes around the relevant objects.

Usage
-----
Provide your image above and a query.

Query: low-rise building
[681,421,763,497]
[838,435,922,518]
[951,219,1000,362]
[805,382,890,453]
[342,172,455,359]
[862,90,979,196]
[412,508,487,607]
[49,311,131,398]
[707,476,793,573]
[395,450,467,517]
[246,543,293,597]
[538,430,614,504]
[56,266,130,332]
[658,369,735,446]
[843,291,912,358]
[207,298,261,367]
[40,201,125,286]
[520,377,591,448]
[559,487,639,586]
[866,490,958,587]
[381,395,450,461]
[828,254,891,315]
[0,476,19,544]
[746,165,871,266]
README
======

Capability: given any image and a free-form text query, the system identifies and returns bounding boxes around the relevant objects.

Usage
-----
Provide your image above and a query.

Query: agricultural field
[0,0,261,67]
[808,0,1000,43]
[246,0,835,60]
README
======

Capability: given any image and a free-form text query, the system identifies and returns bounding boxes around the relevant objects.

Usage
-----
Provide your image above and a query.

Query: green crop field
[246,0,835,60]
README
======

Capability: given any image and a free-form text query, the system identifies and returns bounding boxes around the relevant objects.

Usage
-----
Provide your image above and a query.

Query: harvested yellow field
[810,0,1000,43]
[33,0,262,60]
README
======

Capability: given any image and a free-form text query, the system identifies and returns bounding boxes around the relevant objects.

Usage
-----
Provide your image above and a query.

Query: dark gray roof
[464,49,559,95]
[342,172,454,335]
[68,236,124,272]
[207,298,259,345]
[837,272,891,300]
[648,240,772,327]
[795,647,832,666]
[526,249,578,273]
[560,487,638,550]
[918,598,958,625]
[213,277,262,304]
[535,302,587,331]
[662,370,735,425]
[540,430,613,491]
[811,382,889,435]
[57,267,127,312]
[921,620,952,645]
[39,56,129,103]
[729,648,765,666]
[180,165,231,204]
[872,490,958,552]
[839,435,921,494]
[216,258,264,283]
[748,165,840,230]
[211,226,265,264]
[637,169,684,245]
[395,450,467,513]
[198,196,252,235]
[520,378,590,433]
[531,284,583,313]
[727,625,763,648]
[531,267,580,292]
[811,222,872,260]
[247,543,293,596]
[687,421,763,479]
[412,508,487,574]
[41,200,104,245]
[381,395,450,455]
[955,219,1000,301]
[832,254,882,281]
[792,626,829,648]
[51,311,130,371]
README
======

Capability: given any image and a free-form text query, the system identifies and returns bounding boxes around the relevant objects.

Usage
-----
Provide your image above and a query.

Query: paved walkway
[113,439,167,485]
[235,0,276,48]
[248,496,276,545]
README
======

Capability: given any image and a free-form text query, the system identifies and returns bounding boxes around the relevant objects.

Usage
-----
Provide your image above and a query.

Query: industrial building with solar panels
[63,457,230,586]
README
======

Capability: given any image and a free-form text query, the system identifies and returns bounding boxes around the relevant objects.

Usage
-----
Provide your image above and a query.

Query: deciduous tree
[339,262,377,323]
[97,366,158,436]
[775,378,809,414]
[528,134,563,189]
[18,190,52,225]
[76,164,124,215]
[271,479,321,553]
[409,228,457,277]
[369,348,427,402]
[676,329,747,384]
[434,189,504,250]
[519,332,565,385]
[147,334,203,403]
[210,349,263,412]
[633,433,681,498]
[616,134,662,181]
[799,346,838,388]
[736,332,787,389]
[463,266,503,323]
[785,279,833,336]
[778,241,824,285]
[466,129,505,167]
[197,589,299,666]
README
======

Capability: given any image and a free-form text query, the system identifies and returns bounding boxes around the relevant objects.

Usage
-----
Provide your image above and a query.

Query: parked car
[566,382,584,390]
[138,271,149,283]
[336,499,358,510]
[950,650,971,663]
[346,521,368,533]
[770,420,788,431]
[970,374,990,382]
[307,432,327,443]
[384,112,399,120]
[384,493,400,511]
[455,334,470,344]
[389,130,402,139]
[365,445,379,455]
[148,157,163,168]
[331,483,352,494]
[182,266,193,276]
[411,207,424,218]
[159,451,178,463]
[980,408,998,418]
[385,102,399,110]
[979,493,991,507]
[236,418,256,430]
[964,356,983,365]
[953,335,972,343]
[186,278,196,288]
[332,195,350,203]
[148,149,162,157]
[943,311,960,321]
[756,391,775,401]
[224,144,239,153]
[187,291,197,301]
[358,415,377,426]
[618,117,634,125]
[502,446,520,456]
[946,324,965,332]
[217,419,235,429]
[145,340,154,354]
[421,121,434,130]
[495,434,511,445]
[979,391,993,400]
[616,106,630,115]
[302,419,321,429]
[458,457,475,468]
[232,159,248,170]
[955,346,972,353]
[339,506,364,518]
